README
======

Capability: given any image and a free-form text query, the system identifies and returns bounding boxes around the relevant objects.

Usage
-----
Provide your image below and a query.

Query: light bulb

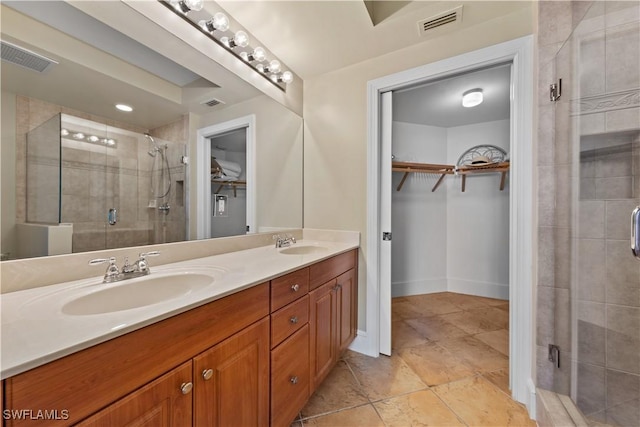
[73,132,85,140]
[462,89,483,108]
[253,47,266,62]
[268,59,281,73]
[234,31,249,48]
[183,0,203,12]
[212,12,229,31]
[281,71,293,84]
[87,135,100,143]
[60,129,69,136]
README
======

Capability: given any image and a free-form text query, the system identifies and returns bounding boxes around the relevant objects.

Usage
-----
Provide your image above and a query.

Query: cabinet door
[336,268,357,353]
[77,362,193,427]
[271,324,310,427]
[193,317,269,427]
[309,279,337,389]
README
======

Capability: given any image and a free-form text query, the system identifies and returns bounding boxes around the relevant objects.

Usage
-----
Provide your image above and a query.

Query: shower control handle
[631,207,640,259]
[108,208,117,226]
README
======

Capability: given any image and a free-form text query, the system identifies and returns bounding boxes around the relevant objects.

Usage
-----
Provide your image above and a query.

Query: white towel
[215,159,242,175]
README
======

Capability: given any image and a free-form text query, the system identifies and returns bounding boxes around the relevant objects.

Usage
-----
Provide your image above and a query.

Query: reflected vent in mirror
[201,98,225,107]
[1,40,58,72]
[417,5,463,36]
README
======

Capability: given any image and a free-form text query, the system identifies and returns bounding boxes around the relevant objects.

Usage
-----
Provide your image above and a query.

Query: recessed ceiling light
[115,103,133,112]
[462,89,483,108]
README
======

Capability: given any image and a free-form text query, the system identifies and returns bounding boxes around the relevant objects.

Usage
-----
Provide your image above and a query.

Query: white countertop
[1,238,358,379]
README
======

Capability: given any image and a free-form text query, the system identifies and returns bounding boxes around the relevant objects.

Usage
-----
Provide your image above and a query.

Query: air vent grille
[1,41,57,73]
[201,98,224,107]
[418,6,463,36]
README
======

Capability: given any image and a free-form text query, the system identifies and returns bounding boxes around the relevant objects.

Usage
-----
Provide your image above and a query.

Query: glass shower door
[568,2,640,425]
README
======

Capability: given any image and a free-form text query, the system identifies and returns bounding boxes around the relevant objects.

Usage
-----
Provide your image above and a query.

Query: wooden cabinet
[3,249,358,427]
[193,318,269,427]
[77,362,193,427]
[309,250,358,389]
[4,283,269,427]
[271,325,310,427]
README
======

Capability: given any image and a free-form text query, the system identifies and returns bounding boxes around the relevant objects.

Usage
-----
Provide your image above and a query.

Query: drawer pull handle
[180,382,193,395]
[202,369,214,380]
[291,284,300,292]
[290,376,299,385]
[290,316,298,324]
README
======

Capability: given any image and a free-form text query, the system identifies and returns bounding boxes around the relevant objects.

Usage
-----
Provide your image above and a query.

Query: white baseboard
[447,277,509,300]
[527,378,537,420]
[391,278,447,297]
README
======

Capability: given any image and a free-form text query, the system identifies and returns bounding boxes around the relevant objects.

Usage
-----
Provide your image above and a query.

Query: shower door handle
[631,207,640,258]
[108,208,117,226]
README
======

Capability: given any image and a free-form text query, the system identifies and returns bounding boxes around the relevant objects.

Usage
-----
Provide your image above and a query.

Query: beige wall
[193,95,304,238]
[1,91,17,259]
[303,5,534,329]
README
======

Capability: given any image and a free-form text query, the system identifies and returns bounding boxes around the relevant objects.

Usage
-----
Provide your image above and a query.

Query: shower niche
[25,113,186,256]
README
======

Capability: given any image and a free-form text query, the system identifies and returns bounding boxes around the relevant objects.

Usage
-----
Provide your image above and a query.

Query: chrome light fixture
[161,0,294,91]
[462,89,483,108]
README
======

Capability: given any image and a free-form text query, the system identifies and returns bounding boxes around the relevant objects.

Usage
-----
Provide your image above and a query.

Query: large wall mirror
[1,1,303,260]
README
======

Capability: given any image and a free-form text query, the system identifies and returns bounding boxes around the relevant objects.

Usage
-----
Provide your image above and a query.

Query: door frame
[195,115,256,239]
[360,35,535,414]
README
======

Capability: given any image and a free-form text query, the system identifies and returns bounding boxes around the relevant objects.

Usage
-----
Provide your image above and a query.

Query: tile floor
[292,292,536,426]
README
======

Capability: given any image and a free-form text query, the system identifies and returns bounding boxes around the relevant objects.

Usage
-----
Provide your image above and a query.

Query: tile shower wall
[17,96,188,253]
[538,2,640,426]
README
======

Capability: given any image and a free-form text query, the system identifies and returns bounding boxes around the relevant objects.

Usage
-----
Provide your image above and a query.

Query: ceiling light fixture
[462,89,483,108]
[115,103,133,112]
[160,0,294,91]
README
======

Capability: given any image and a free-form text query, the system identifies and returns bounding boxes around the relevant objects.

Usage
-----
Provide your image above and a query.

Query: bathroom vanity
[1,242,358,427]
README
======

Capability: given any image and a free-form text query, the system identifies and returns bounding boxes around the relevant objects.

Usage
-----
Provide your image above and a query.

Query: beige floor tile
[469,306,510,329]
[433,376,535,426]
[344,351,426,402]
[303,404,385,426]
[374,389,465,427]
[483,369,511,395]
[392,300,424,320]
[440,310,504,335]
[403,294,463,316]
[301,360,368,418]
[398,342,476,386]
[392,320,430,350]
[436,292,490,310]
[475,328,509,356]
[406,316,469,342]
[439,335,509,373]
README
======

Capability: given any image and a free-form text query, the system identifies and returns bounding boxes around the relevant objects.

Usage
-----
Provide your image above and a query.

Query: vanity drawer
[271,294,309,348]
[271,267,309,312]
[271,324,310,427]
[309,250,357,290]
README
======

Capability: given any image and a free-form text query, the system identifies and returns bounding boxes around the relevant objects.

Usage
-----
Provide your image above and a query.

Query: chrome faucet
[274,234,296,248]
[89,251,160,283]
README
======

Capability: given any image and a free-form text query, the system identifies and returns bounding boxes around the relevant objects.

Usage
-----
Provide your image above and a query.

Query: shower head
[145,133,158,157]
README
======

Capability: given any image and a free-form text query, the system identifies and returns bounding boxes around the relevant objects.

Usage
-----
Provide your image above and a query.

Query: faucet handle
[89,257,120,282]
[140,251,160,259]
[136,251,160,274]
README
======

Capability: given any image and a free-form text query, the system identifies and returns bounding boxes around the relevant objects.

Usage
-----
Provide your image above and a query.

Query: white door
[379,91,393,356]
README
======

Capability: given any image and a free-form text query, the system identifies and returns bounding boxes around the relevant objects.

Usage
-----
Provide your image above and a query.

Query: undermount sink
[279,245,328,255]
[61,272,216,316]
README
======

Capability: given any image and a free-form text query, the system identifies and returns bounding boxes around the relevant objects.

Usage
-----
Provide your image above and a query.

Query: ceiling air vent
[201,98,225,107]
[1,40,58,73]
[417,5,463,36]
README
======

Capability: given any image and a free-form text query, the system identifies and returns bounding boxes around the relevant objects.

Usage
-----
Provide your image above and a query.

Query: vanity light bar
[160,0,293,92]
[61,128,117,147]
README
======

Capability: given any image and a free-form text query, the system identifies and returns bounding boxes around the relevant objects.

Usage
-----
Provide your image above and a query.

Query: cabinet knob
[291,284,300,292]
[290,316,298,324]
[180,382,193,395]
[290,376,299,385]
[202,369,214,380]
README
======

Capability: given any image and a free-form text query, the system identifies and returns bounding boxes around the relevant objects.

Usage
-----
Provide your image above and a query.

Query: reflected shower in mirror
[1,1,303,260]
